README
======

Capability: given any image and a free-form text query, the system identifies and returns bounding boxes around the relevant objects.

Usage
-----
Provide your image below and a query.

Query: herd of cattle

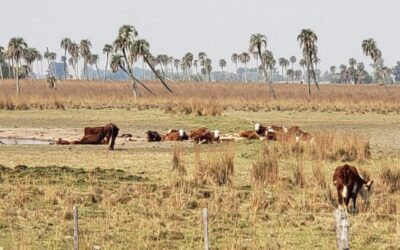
[54,122,375,214]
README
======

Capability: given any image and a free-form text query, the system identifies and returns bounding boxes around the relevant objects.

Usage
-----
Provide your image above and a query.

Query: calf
[146,130,162,142]
[239,131,260,140]
[333,164,373,214]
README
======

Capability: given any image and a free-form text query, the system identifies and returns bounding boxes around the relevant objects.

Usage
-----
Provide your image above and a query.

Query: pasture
[0,80,400,249]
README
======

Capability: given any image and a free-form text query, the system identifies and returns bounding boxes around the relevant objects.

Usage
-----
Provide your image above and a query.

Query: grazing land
[0,81,400,249]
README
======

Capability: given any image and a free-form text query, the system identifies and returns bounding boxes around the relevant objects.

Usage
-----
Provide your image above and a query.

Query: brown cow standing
[333,164,373,214]
[72,123,119,150]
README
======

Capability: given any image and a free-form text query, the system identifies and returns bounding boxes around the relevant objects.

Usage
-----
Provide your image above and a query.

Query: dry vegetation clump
[193,143,235,186]
[379,166,400,193]
[171,143,186,176]
[1,80,399,114]
[250,144,279,187]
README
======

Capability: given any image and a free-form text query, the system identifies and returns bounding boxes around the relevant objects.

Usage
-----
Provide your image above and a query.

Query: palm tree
[60,38,72,81]
[289,56,296,83]
[298,28,319,95]
[203,58,212,82]
[112,25,171,99]
[23,47,40,80]
[330,66,336,83]
[102,44,113,81]
[218,59,226,81]
[231,53,239,81]
[193,59,199,79]
[35,51,43,79]
[299,58,306,76]
[362,38,382,85]
[89,54,100,80]
[7,37,28,95]
[349,58,357,84]
[294,70,302,81]
[249,33,276,98]
[239,52,250,83]
[174,59,180,80]
[183,52,193,81]
[339,64,347,83]
[286,69,294,83]
[278,58,289,82]
[198,52,207,81]
[68,42,79,79]
[79,39,92,81]
[356,63,365,84]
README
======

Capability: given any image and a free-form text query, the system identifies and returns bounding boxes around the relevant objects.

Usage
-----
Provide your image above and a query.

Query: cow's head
[214,130,220,140]
[179,129,185,138]
[359,180,374,202]
[255,123,261,132]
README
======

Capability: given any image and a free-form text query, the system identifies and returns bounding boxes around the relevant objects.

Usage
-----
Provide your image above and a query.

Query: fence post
[202,208,209,250]
[73,206,79,250]
[334,208,350,250]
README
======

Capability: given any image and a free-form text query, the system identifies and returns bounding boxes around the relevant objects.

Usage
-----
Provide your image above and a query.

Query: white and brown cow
[333,164,373,214]
[239,130,260,140]
[162,129,189,141]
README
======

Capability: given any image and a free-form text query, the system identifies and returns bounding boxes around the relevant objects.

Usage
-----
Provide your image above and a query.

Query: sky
[1,0,399,73]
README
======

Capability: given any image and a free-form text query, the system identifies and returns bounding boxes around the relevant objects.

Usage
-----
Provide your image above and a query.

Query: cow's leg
[337,188,344,210]
[352,195,357,214]
[109,135,117,150]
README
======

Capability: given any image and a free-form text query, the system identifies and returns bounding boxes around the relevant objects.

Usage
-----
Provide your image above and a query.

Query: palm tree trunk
[95,63,100,79]
[235,63,238,82]
[0,63,3,82]
[104,53,109,81]
[64,49,67,81]
[16,60,20,95]
[244,63,248,83]
[307,64,311,95]
[8,60,12,79]
[142,59,145,81]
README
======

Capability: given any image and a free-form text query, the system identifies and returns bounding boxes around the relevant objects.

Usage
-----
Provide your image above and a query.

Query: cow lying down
[57,123,120,150]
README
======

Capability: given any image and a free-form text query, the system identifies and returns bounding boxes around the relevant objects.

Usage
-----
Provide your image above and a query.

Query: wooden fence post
[334,208,350,250]
[73,206,79,250]
[202,208,209,250]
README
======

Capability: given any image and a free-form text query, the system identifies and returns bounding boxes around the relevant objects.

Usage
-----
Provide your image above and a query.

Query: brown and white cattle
[193,130,220,144]
[333,164,373,214]
[162,129,189,141]
[73,123,120,150]
[239,131,260,140]
[255,123,267,135]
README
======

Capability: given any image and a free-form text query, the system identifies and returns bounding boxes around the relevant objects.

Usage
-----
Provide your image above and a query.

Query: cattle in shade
[333,164,373,214]
[72,123,119,150]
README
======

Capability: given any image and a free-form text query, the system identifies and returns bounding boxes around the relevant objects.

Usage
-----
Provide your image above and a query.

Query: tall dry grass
[0,80,399,114]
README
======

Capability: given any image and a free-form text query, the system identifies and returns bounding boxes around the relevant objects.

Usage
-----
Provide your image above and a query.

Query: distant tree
[102,44,113,81]
[68,42,79,79]
[294,69,302,81]
[23,47,40,79]
[89,54,100,80]
[198,52,207,81]
[0,46,5,82]
[79,39,92,81]
[330,66,336,83]
[7,37,28,95]
[392,61,400,83]
[239,52,250,83]
[60,38,72,81]
[339,64,347,83]
[362,38,383,85]
[298,28,319,95]
[286,69,294,83]
[349,58,357,84]
[279,57,289,82]
[112,24,171,99]
[174,58,181,80]
[299,58,306,76]
[218,58,226,81]
[183,52,193,81]
[290,56,296,71]
[231,53,239,81]
[249,33,276,98]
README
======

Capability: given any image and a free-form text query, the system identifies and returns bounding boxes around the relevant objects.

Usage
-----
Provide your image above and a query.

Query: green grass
[0,109,399,249]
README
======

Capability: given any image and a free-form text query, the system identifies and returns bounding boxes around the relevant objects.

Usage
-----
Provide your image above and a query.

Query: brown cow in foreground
[72,123,120,150]
[333,164,373,214]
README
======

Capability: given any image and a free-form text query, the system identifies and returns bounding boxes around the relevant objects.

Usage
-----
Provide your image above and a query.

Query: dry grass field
[0,80,400,249]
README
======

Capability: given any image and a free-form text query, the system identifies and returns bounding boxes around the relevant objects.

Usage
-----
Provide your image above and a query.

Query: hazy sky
[1,0,399,72]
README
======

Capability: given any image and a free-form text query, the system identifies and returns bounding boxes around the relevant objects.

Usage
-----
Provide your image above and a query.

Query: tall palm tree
[0,46,4,82]
[89,54,100,80]
[7,37,28,95]
[330,66,336,83]
[102,44,113,81]
[193,59,199,79]
[298,28,319,95]
[183,52,193,81]
[218,59,226,81]
[299,58,306,76]
[289,56,296,83]
[198,52,207,82]
[339,64,347,83]
[23,47,40,80]
[60,38,72,81]
[249,33,276,98]
[349,58,357,84]
[362,38,382,85]
[174,59,180,80]
[278,58,289,82]
[203,58,212,82]
[231,53,239,81]
[68,42,79,79]
[239,52,250,83]
[35,51,43,79]
[112,25,171,99]
[294,70,302,81]
[79,39,92,81]
[286,69,294,83]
